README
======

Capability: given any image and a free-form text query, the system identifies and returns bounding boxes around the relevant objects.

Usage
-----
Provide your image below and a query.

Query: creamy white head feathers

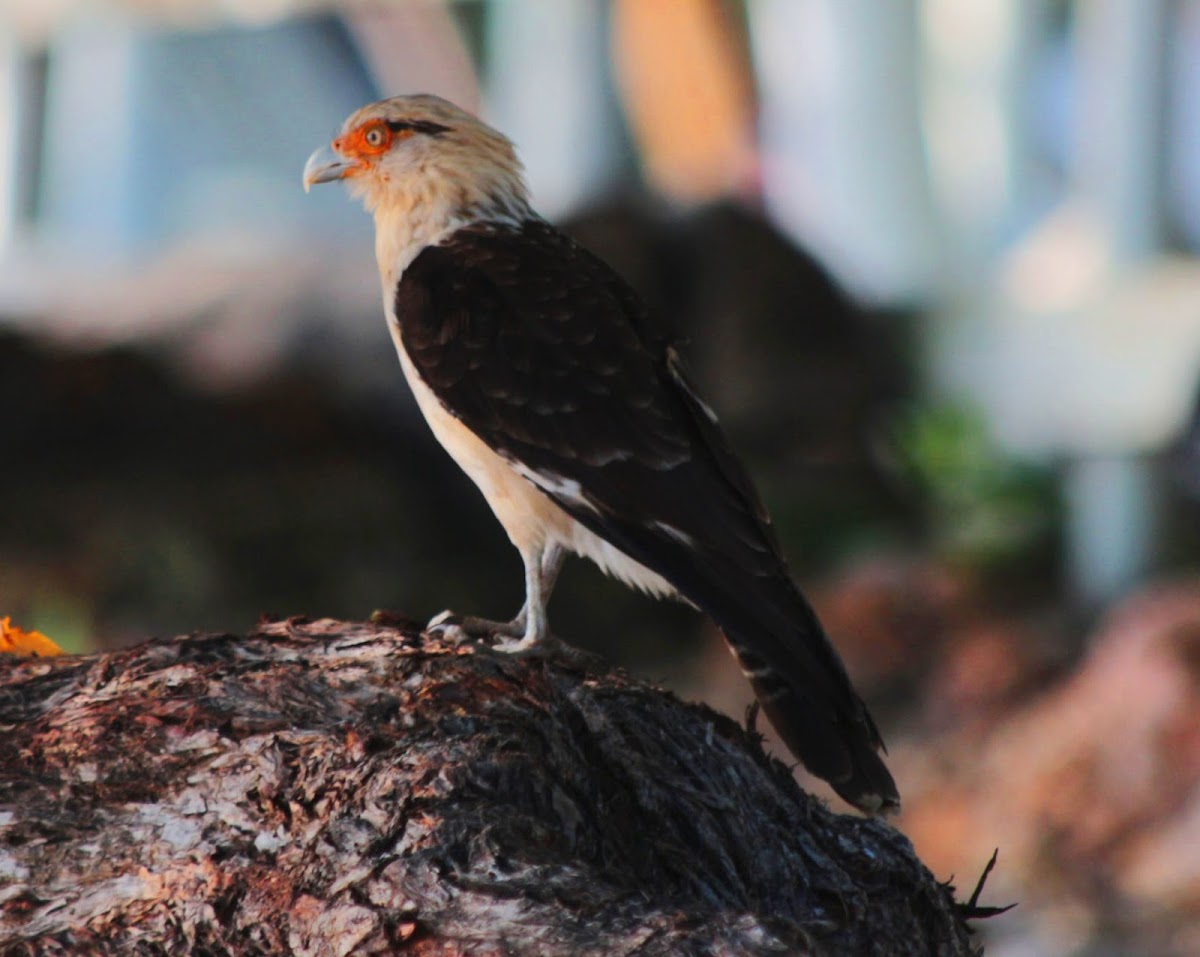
[304,94,531,228]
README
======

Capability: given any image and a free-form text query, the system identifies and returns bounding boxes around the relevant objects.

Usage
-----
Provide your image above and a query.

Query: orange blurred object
[0,616,64,657]
[612,0,758,202]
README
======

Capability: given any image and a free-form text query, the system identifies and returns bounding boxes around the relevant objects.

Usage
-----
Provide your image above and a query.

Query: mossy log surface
[0,617,977,955]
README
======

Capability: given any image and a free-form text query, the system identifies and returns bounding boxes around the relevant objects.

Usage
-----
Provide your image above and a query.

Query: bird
[303,94,899,814]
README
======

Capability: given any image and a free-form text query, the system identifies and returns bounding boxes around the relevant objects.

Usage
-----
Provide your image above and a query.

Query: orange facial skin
[332,122,415,176]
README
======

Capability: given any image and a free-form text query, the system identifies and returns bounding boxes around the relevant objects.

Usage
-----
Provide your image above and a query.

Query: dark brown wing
[394,219,898,812]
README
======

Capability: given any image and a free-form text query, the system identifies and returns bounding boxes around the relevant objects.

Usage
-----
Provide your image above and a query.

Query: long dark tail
[726,631,899,814]
[701,568,899,815]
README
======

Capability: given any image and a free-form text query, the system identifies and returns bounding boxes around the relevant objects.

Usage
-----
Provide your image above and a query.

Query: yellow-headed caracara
[304,94,899,814]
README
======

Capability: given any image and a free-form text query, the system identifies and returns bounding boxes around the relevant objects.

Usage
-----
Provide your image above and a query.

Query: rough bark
[0,616,978,956]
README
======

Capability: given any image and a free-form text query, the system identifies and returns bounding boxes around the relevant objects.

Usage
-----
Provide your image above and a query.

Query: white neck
[374,200,459,296]
[371,186,530,297]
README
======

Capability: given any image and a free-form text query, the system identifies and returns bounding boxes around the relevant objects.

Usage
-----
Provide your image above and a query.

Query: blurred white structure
[928,0,1200,603]
[0,5,483,382]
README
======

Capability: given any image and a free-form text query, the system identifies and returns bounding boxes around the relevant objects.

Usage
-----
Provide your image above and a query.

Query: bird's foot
[485,632,608,671]
[426,610,606,671]
[426,609,526,646]
[488,632,553,656]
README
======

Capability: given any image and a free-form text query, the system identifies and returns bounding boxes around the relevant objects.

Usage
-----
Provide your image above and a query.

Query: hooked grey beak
[302,145,358,192]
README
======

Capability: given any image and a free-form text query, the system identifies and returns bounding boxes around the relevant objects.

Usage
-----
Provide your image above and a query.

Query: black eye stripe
[386,119,451,137]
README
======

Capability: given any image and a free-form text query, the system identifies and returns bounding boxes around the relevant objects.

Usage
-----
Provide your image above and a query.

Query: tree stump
[0,617,978,955]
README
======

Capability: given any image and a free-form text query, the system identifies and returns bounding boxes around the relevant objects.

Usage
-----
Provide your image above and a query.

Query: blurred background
[2,0,1200,953]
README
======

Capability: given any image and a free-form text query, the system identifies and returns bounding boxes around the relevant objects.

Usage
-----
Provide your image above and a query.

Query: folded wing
[394,219,898,812]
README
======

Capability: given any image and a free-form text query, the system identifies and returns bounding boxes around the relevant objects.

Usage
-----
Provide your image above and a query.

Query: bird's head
[303,94,530,229]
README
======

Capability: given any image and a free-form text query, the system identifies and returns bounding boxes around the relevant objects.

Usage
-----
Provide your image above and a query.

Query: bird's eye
[364,126,387,149]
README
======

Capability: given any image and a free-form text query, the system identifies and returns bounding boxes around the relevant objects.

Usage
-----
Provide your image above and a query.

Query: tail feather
[728,635,900,815]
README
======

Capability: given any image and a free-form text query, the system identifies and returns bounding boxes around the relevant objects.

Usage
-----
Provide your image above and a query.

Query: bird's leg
[425,544,565,645]
[490,543,565,654]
